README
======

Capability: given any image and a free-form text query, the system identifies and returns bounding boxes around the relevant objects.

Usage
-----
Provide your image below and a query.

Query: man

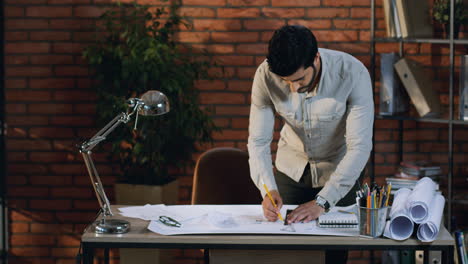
[247,25,374,261]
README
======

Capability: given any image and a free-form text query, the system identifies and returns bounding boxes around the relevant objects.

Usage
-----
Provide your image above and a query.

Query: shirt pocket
[307,98,346,139]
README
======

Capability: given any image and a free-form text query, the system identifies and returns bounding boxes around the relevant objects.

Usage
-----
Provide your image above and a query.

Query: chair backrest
[191,147,262,205]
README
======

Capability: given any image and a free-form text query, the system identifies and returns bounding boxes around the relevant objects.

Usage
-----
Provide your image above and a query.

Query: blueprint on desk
[119,204,359,236]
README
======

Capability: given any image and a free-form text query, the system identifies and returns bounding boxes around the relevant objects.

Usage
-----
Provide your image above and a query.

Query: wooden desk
[81,206,455,264]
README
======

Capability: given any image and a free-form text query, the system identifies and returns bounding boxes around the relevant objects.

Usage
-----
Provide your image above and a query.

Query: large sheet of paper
[119,204,359,236]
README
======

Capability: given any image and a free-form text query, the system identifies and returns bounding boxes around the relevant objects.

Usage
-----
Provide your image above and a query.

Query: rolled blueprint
[384,188,414,240]
[417,193,445,242]
[407,177,437,224]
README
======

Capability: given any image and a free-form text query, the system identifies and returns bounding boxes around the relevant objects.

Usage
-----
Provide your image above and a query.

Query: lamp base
[94,219,130,234]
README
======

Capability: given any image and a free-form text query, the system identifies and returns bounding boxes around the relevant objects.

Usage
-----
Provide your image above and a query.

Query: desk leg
[204,248,209,264]
[104,248,109,264]
[443,245,454,264]
[82,244,94,264]
[423,250,429,264]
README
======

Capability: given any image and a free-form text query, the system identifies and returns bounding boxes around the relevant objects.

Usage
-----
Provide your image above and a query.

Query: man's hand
[262,190,283,221]
[286,200,325,224]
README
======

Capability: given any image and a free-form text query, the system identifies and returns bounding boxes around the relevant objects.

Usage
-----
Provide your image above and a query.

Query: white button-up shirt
[247,48,374,208]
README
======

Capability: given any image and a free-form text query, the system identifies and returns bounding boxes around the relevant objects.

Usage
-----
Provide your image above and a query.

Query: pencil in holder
[358,206,389,238]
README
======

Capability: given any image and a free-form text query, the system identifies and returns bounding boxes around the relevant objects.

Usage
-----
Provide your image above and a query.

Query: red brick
[243,19,285,30]
[55,211,98,223]
[182,0,226,5]
[7,174,28,185]
[28,104,73,115]
[5,55,29,65]
[6,7,25,17]
[322,0,369,6]
[49,19,94,30]
[30,199,72,210]
[262,8,305,18]
[314,30,358,42]
[236,43,267,54]
[30,31,71,41]
[174,32,210,43]
[178,7,216,17]
[227,0,269,5]
[5,79,27,89]
[7,187,49,197]
[289,19,332,29]
[211,32,259,42]
[48,0,91,3]
[53,91,96,101]
[6,103,27,114]
[30,152,73,163]
[10,247,50,257]
[51,247,79,257]
[200,92,245,104]
[232,117,249,128]
[192,19,241,31]
[31,55,74,65]
[374,142,398,153]
[227,80,253,92]
[7,152,28,162]
[11,234,56,246]
[307,8,350,18]
[6,0,47,3]
[6,19,49,29]
[30,223,74,233]
[193,44,235,54]
[57,235,80,247]
[11,223,29,233]
[73,104,96,114]
[73,200,100,210]
[213,129,249,140]
[7,66,52,77]
[194,80,226,91]
[7,139,52,151]
[350,7,372,18]
[74,6,106,18]
[30,78,75,89]
[237,67,257,78]
[50,116,94,126]
[218,8,260,18]
[214,55,254,66]
[7,91,52,101]
[49,164,88,175]
[333,19,370,29]
[272,0,320,6]
[215,105,250,115]
[26,6,72,17]
[5,32,29,41]
[5,42,50,54]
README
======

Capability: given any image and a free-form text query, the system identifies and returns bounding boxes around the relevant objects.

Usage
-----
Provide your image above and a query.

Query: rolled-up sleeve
[317,69,374,207]
[247,65,276,198]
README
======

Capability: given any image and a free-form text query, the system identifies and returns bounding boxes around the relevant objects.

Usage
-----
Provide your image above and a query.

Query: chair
[191,147,324,264]
[191,147,261,205]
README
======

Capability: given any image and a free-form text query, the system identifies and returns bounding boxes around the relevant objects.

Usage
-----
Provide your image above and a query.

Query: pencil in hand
[263,183,284,221]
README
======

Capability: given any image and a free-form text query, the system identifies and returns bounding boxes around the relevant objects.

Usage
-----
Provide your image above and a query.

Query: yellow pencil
[263,183,284,221]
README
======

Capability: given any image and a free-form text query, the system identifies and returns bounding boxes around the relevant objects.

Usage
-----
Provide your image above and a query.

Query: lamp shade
[139,90,170,116]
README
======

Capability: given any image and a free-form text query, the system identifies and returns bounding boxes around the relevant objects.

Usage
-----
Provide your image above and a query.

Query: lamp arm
[78,103,141,218]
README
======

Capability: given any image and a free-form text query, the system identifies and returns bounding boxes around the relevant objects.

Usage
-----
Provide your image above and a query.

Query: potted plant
[83,0,216,198]
[433,0,468,38]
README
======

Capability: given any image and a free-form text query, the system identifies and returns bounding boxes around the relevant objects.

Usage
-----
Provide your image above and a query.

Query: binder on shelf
[460,55,468,121]
[380,53,409,115]
[394,0,432,38]
[394,58,441,117]
[383,0,396,37]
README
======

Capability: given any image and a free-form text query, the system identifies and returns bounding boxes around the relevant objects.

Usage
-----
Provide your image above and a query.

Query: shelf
[376,115,468,126]
[374,37,468,45]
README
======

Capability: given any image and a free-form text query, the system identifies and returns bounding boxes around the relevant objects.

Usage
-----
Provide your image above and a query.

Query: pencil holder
[358,206,389,238]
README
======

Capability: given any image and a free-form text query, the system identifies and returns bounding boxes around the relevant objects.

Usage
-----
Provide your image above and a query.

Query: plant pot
[115,180,179,264]
[444,23,461,39]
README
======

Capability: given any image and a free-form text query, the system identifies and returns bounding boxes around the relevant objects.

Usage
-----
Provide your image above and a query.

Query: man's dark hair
[267,25,318,77]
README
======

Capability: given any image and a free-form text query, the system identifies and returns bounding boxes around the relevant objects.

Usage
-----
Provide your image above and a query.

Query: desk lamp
[79,90,170,234]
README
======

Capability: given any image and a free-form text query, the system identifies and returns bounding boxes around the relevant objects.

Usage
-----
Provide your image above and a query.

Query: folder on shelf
[394,0,432,38]
[380,53,409,115]
[394,58,441,117]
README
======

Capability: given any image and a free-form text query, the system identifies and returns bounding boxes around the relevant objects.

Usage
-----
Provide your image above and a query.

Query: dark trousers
[275,164,362,264]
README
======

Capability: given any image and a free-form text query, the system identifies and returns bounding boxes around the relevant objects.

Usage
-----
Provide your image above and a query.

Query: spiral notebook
[318,211,358,228]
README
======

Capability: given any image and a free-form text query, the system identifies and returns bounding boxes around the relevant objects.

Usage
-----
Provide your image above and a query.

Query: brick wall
[4,0,468,263]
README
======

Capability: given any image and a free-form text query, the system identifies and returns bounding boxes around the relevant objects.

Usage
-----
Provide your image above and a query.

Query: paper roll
[417,194,445,242]
[407,177,437,223]
[384,188,414,241]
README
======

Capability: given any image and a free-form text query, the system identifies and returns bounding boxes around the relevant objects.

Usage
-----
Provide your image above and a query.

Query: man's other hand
[286,200,325,224]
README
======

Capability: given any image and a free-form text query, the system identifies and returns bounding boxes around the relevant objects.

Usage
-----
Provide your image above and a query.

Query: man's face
[281,53,320,93]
